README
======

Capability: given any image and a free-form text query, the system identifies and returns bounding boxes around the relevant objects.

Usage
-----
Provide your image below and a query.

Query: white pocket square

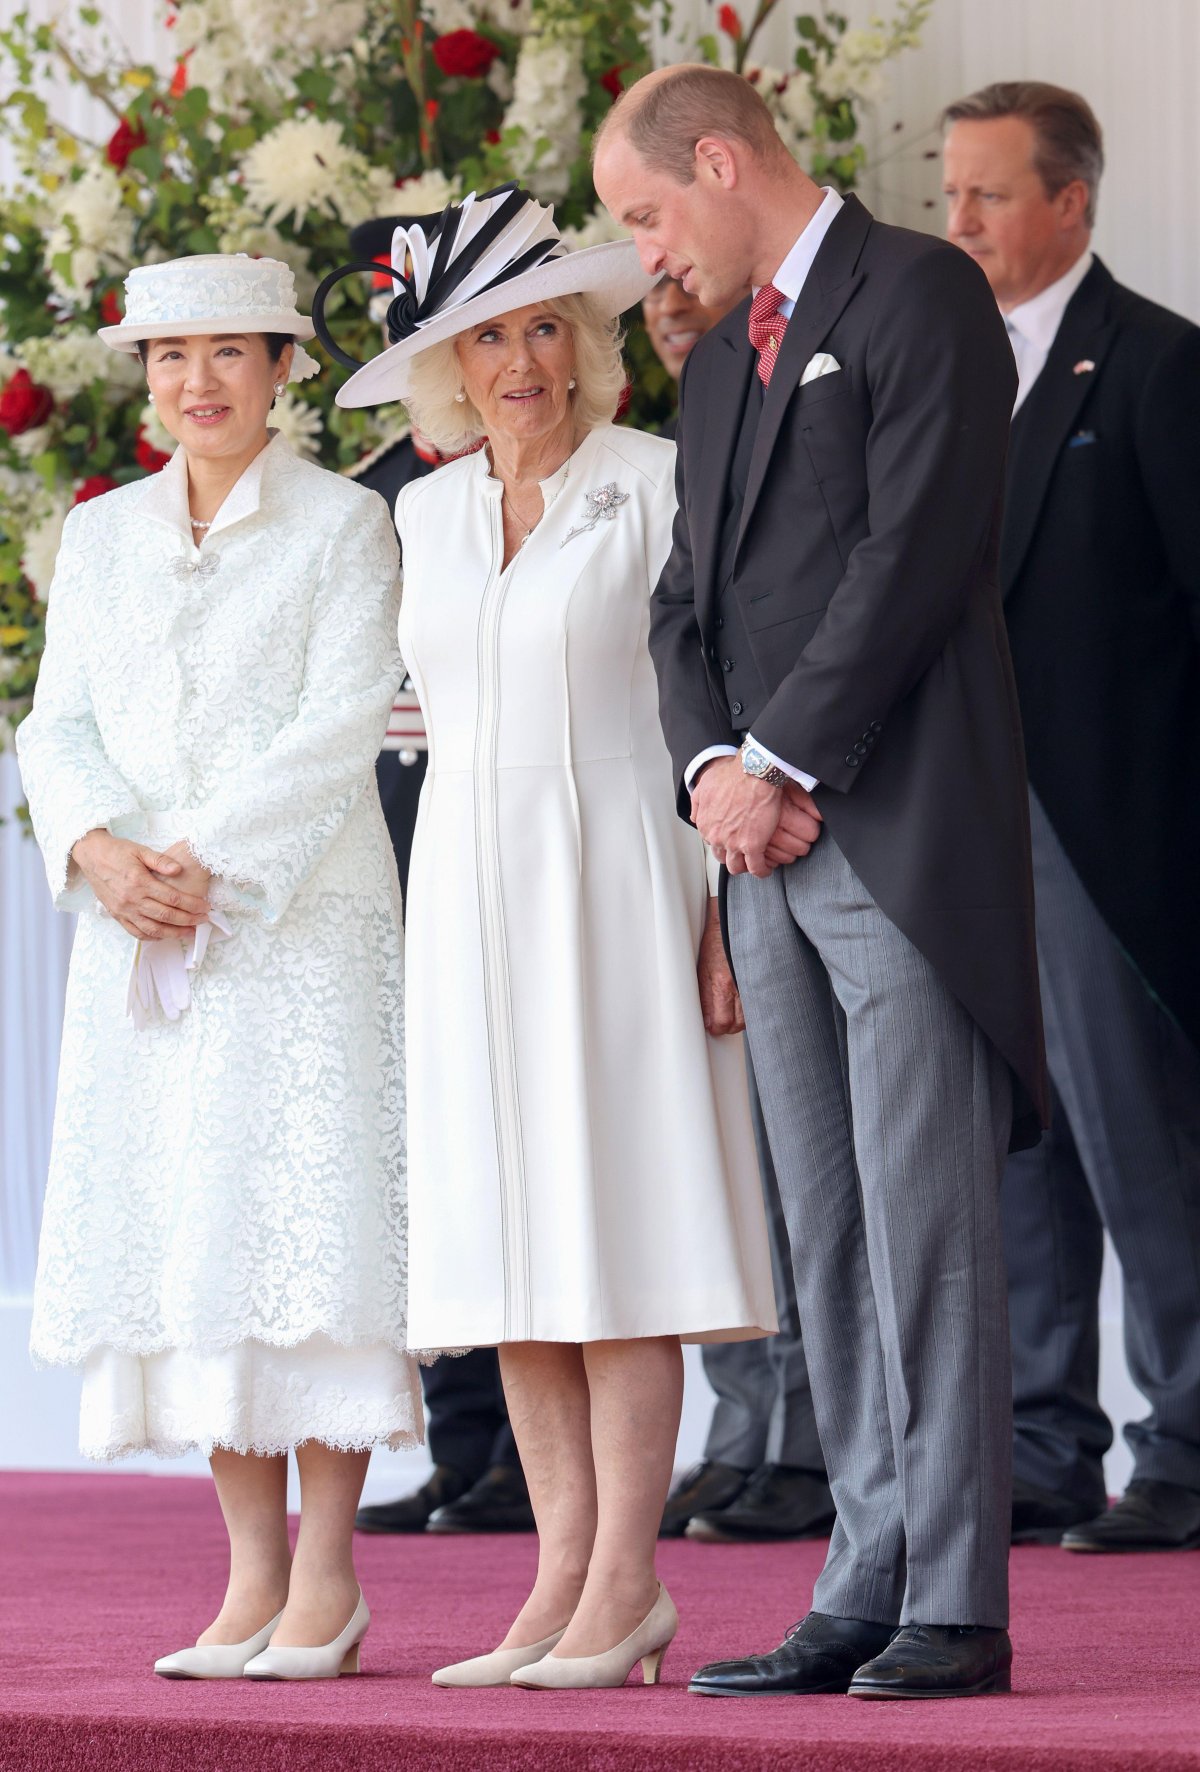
[800,351,841,386]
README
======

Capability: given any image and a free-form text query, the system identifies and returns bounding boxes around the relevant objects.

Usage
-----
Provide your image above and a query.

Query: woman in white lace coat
[16,256,420,1681]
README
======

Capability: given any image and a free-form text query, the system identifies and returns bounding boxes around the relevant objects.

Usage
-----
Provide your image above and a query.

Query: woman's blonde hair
[402,292,626,454]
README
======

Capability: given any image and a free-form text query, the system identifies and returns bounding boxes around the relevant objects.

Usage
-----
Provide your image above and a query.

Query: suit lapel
[689,314,754,625]
[1001,259,1118,591]
[739,194,871,548]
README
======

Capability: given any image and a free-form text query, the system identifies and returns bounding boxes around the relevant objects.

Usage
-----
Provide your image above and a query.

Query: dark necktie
[748,283,788,387]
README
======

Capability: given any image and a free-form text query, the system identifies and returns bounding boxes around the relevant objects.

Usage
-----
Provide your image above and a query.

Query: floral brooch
[561,482,629,547]
[170,554,221,580]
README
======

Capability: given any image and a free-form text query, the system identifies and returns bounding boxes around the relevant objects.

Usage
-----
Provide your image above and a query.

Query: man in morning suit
[643,274,834,1547]
[944,83,1200,1554]
[595,65,1048,1700]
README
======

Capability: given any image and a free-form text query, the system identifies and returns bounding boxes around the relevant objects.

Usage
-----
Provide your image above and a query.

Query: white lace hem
[79,1334,425,1462]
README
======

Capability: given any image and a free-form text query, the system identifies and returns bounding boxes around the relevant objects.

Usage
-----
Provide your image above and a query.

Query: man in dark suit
[943,82,1200,1554]
[643,275,834,1547]
[596,64,1047,1700]
[345,214,532,1540]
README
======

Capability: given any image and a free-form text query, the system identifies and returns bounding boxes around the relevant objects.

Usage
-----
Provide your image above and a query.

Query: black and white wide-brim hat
[317,182,654,409]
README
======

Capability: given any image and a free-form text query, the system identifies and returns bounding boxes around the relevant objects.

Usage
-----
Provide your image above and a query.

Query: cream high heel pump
[242,1591,369,1680]
[154,1609,285,1679]
[431,1627,567,1688]
[511,1585,678,1690]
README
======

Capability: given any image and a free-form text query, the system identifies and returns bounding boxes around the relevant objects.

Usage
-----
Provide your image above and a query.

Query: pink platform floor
[1,1472,1197,1772]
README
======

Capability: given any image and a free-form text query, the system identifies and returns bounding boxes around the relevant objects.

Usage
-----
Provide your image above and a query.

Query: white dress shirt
[1004,249,1094,412]
[685,189,845,797]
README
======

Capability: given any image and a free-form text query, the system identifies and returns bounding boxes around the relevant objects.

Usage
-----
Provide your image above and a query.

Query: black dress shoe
[426,1463,535,1533]
[355,1463,471,1533]
[660,1460,748,1538]
[848,1625,1012,1699]
[1061,1479,1200,1552]
[689,1611,896,1698]
[1011,1477,1101,1545]
[687,1462,835,1543]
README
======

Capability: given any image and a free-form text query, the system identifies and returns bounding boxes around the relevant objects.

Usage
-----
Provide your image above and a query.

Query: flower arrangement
[0,0,930,745]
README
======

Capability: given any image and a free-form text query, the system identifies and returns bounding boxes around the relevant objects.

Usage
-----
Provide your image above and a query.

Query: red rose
[432,29,501,79]
[135,429,171,474]
[0,368,54,437]
[106,116,147,172]
[99,289,124,326]
[614,378,633,423]
[169,52,191,99]
[484,128,502,145]
[73,475,119,506]
[718,4,743,38]
[601,63,629,102]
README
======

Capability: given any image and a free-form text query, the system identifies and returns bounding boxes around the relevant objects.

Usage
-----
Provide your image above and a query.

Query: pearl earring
[568,378,577,389]
[274,382,286,397]
[147,391,155,404]
[454,390,466,403]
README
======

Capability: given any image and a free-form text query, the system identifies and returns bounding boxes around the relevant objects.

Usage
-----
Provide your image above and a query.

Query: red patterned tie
[748,282,787,387]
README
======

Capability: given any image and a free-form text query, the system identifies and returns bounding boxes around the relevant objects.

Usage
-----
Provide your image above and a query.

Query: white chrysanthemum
[746,66,817,158]
[502,30,587,201]
[393,168,461,214]
[43,163,135,303]
[559,207,629,251]
[241,0,368,62]
[21,498,70,599]
[241,116,382,228]
[269,391,323,458]
[18,328,141,403]
[426,0,533,32]
[817,29,892,106]
[10,425,54,461]
[139,403,177,456]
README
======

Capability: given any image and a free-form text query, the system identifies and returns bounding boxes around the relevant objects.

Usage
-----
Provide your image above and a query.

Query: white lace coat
[18,436,415,1378]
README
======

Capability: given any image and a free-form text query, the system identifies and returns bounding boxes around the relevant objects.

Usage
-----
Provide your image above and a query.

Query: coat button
[854,741,868,756]
[845,754,859,767]
[722,658,735,672]
[870,721,883,734]
[732,701,744,717]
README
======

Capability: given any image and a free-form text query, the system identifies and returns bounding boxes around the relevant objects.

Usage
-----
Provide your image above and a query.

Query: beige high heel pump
[431,1627,568,1688]
[511,1584,678,1690]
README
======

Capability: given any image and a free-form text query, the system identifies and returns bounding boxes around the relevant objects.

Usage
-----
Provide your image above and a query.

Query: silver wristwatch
[739,737,791,788]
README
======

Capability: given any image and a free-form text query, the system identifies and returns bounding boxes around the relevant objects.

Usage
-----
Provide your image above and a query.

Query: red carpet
[0,1473,1196,1772]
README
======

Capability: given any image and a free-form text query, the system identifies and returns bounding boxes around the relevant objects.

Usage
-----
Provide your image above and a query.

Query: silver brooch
[170,554,221,581]
[561,482,629,547]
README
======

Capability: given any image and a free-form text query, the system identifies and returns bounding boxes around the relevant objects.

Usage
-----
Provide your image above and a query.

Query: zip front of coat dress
[473,504,532,1341]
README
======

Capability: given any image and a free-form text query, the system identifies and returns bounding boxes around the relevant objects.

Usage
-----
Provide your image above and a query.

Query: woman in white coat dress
[16,255,421,1681]
[324,186,779,1691]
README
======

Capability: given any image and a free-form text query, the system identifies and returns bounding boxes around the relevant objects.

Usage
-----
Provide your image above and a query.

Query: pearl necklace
[190,517,212,531]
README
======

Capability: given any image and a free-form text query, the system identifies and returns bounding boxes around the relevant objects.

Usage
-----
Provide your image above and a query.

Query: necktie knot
[748,283,787,386]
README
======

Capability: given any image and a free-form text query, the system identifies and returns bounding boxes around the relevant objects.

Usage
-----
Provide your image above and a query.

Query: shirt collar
[1004,249,1095,353]
[760,188,845,307]
[134,430,292,542]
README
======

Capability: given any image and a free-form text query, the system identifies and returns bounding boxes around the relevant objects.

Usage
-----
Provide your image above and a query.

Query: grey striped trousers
[729,833,1013,1627]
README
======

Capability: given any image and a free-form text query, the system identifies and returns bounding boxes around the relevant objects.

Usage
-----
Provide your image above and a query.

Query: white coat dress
[17,434,423,1459]
[397,423,778,1349]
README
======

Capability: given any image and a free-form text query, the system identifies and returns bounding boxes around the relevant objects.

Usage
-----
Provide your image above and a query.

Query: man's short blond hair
[594,64,786,184]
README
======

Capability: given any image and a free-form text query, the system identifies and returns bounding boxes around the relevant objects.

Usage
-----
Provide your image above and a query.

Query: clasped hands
[71,830,214,942]
[691,755,822,880]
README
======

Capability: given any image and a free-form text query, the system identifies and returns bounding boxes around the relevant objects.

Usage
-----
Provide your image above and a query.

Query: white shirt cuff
[745,734,819,793]
[685,745,739,794]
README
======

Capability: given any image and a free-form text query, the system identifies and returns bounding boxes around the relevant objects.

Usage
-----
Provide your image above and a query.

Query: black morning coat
[650,193,1050,1152]
[1001,256,1200,1052]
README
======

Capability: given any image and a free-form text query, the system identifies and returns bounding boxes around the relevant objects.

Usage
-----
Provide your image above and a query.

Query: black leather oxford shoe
[1061,1480,1200,1552]
[848,1624,1012,1699]
[1011,1477,1101,1545]
[355,1464,470,1533]
[660,1460,749,1538]
[426,1462,535,1533]
[687,1463,836,1543]
[688,1611,896,1698]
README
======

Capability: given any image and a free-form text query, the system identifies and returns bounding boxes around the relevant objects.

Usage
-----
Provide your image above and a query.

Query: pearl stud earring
[568,378,577,389]
[147,391,155,404]
[273,382,286,397]
[454,390,466,403]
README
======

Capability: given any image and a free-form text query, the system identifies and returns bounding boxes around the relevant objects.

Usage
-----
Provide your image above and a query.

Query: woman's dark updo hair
[135,332,293,365]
